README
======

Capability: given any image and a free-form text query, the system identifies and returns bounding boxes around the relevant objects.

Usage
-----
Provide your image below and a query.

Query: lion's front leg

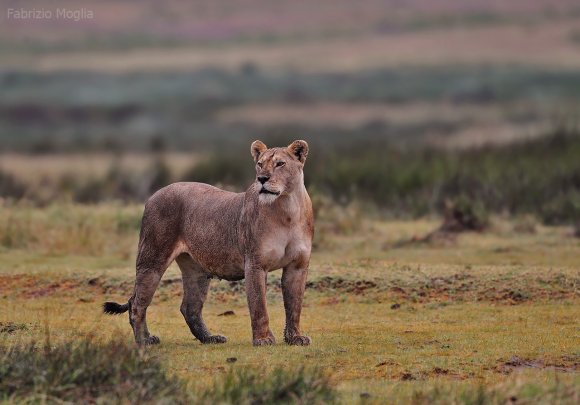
[282,263,311,346]
[245,265,275,346]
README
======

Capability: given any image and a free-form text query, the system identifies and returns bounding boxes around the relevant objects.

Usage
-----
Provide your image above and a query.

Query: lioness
[104,140,313,347]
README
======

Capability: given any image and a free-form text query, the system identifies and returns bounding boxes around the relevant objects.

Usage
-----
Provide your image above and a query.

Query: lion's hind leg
[131,239,176,346]
[175,254,227,344]
[130,266,164,346]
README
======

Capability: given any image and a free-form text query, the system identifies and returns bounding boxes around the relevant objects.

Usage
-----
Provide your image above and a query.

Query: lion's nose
[258,175,270,184]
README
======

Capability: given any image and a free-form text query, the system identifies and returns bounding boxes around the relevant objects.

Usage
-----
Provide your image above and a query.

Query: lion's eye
[257,162,263,168]
[276,161,286,167]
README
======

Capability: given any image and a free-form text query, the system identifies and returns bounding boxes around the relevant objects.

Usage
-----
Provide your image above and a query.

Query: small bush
[0,339,188,404]
[311,191,363,249]
[439,196,489,233]
[200,366,337,405]
[513,215,538,234]
[0,170,27,200]
[182,154,253,190]
[148,157,172,195]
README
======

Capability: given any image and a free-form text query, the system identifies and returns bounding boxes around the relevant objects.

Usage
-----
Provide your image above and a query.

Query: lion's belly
[191,252,245,280]
[183,237,245,280]
[205,261,245,280]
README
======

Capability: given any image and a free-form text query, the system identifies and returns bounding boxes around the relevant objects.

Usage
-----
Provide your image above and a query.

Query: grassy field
[2,1,579,401]
[0,204,578,403]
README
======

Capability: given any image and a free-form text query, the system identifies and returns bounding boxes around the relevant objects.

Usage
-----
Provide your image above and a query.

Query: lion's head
[250,140,309,203]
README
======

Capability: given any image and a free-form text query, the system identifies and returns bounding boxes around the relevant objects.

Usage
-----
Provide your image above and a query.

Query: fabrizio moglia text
[7,8,94,21]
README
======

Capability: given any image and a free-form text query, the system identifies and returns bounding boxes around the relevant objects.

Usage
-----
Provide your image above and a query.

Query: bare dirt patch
[0,274,128,300]
[306,277,378,294]
[393,199,489,248]
[397,367,468,381]
[1,270,576,306]
[493,355,579,374]
[389,273,577,304]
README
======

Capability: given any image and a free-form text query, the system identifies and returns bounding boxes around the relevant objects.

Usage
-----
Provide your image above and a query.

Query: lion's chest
[258,224,311,271]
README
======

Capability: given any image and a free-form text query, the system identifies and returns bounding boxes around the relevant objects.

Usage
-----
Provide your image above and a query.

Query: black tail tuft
[103,301,129,315]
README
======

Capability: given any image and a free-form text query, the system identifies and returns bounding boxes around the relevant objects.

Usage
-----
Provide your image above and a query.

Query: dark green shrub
[182,154,253,190]
[148,157,172,195]
[200,366,337,405]
[440,196,489,232]
[0,170,27,200]
[0,339,188,404]
[174,128,580,225]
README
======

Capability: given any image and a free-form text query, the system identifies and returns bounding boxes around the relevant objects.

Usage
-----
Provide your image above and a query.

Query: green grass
[0,203,578,403]
[0,338,335,404]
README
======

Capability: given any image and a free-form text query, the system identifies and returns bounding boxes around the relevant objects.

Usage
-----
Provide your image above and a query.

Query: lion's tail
[103,301,129,315]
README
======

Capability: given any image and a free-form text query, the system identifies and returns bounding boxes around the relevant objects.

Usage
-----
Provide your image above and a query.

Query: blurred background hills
[0,0,579,224]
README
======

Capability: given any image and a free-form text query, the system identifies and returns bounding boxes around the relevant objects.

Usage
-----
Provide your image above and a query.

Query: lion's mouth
[259,188,280,195]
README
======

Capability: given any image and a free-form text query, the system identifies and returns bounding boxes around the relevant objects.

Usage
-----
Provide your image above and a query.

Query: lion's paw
[143,335,160,345]
[203,334,228,344]
[285,335,311,346]
[252,335,276,346]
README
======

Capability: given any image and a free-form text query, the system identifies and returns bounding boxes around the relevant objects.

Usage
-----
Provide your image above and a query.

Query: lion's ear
[287,140,309,163]
[251,140,267,162]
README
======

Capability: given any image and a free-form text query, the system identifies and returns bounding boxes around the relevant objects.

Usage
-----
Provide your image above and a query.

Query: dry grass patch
[0,203,142,257]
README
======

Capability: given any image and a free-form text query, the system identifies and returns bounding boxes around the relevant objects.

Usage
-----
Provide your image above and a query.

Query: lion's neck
[272,185,308,217]
[238,182,311,252]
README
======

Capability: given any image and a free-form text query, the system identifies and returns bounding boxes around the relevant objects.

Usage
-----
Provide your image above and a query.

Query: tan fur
[104,140,314,347]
